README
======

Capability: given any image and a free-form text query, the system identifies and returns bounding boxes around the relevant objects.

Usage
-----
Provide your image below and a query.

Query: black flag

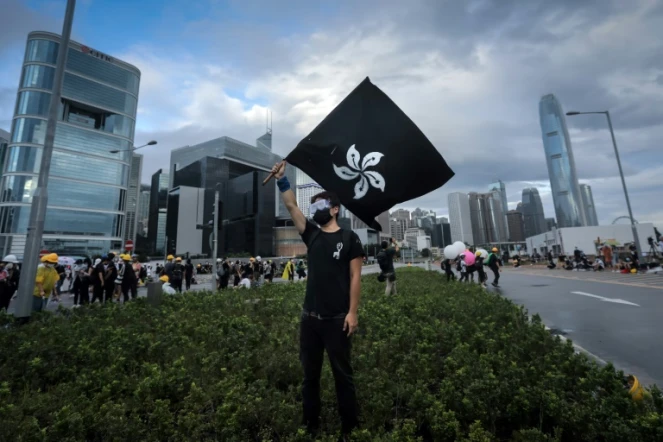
[286,77,455,231]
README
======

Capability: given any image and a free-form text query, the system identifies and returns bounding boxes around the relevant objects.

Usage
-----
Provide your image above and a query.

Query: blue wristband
[277,176,291,192]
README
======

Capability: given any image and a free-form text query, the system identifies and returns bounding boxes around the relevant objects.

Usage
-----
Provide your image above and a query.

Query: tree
[421,248,431,258]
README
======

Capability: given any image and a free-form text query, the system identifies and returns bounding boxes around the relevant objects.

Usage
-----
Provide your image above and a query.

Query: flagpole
[262,160,285,186]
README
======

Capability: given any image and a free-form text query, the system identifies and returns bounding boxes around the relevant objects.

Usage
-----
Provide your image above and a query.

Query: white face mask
[43,263,53,268]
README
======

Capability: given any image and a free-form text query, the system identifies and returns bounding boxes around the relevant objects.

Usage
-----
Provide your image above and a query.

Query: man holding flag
[272,161,363,438]
[266,76,455,439]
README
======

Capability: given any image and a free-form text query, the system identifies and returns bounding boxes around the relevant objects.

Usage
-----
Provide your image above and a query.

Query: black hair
[381,241,389,249]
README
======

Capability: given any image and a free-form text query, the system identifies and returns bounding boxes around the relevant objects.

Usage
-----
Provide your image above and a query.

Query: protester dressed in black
[272,162,364,439]
[184,258,194,290]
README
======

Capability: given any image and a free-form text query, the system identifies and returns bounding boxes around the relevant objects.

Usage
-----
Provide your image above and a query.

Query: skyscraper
[506,210,526,242]
[521,188,547,238]
[448,192,474,245]
[148,169,169,254]
[469,192,507,245]
[0,31,141,257]
[579,184,598,226]
[124,153,143,246]
[539,94,586,227]
[0,129,9,177]
[489,179,510,239]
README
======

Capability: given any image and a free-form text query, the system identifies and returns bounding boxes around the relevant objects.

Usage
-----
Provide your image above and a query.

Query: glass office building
[489,179,510,240]
[579,183,598,226]
[0,31,140,257]
[521,188,547,238]
[124,153,143,245]
[539,94,585,228]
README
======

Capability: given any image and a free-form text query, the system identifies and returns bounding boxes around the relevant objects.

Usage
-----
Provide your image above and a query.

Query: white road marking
[571,291,640,307]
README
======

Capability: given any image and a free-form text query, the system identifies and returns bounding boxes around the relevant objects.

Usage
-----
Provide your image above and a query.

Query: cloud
[0,0,661,229]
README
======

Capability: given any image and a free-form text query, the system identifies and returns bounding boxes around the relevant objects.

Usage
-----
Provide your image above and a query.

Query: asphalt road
[494,267,663,387]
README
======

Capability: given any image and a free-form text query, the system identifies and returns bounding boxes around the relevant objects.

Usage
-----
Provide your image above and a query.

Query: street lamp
[565,110,642,259]
[109,140,157,154]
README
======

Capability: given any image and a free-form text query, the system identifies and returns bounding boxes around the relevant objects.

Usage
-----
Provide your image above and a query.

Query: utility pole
[14,0,76,319]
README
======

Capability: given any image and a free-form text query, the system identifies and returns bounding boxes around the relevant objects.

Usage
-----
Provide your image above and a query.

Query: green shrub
[1,269,662,441]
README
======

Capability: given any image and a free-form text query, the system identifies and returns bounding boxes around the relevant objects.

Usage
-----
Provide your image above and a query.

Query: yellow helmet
[160,275,169,283]
[176,257,182,262]
[167,255,174,261]
[40,253,59,264]
[492,247,498,252]
[122,254,131,261]
[475,251,481,257]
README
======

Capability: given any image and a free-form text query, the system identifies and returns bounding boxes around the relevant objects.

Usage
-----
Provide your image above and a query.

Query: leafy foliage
[1,269,662,441]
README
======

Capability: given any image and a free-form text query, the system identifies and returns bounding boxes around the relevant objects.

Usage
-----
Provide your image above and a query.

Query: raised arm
[272,161,307,234]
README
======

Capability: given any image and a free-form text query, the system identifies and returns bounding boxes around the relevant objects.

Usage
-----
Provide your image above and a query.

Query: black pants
[445,269,455,281]
[91,284,104,303]
[74,279,90,305]
[104,282,114,303]
[171,278,182,293]
[477,268,486,284]
[220,277,229,290]
[0,287,13,311]
[185,276,192,291]
[122,281,137,302]
[490,266,500,285]
[300,314,358,434]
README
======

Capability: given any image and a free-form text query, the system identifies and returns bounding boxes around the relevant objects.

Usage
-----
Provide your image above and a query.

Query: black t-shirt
[91,263,105,286]
[384,248,396,272]
[301,221,364,317]
[105,262,117,283]
[184,263,194,277]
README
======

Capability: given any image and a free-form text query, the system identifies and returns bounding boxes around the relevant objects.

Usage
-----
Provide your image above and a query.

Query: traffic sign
[125,240,134,251]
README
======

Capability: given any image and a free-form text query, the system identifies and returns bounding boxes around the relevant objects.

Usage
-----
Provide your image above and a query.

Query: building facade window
[15,90,52,117]
[11,118,48,145]
[21,64,56,90]
[25,39,59,64]
[4,146,43,173]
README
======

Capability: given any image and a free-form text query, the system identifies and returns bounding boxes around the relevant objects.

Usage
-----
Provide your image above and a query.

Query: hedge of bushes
[1,269,662,441]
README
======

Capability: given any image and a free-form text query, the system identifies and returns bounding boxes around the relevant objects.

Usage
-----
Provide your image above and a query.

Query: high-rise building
[148,170,169,254]
[506,210,526,242]
[137,185,150,230]
[0,129,9,176]
[0,31,141,257]
[489,179,510,240]
[579,184,598,226]
[391,209,411,223]
[545,217,557,231]
[124,153,143,246]
[448,192,474,245]
[539,94,586,227]
[521,188,547,238]
[390,218,408,241]
[469,192,507,245]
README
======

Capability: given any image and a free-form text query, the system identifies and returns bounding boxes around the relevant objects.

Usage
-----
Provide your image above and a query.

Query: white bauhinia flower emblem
[333,144,386,200]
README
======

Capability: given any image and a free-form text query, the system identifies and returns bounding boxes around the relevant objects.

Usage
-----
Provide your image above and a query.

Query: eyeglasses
[309,199,331,215]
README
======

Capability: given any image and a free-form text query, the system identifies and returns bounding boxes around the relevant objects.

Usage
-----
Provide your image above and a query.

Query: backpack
[217,264,225,278]
[139,266,147,280]
[172,263,183,279]
[376,250,390,272]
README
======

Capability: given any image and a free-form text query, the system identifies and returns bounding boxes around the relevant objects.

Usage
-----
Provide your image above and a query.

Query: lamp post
[566,110,641,259]
[109,139,157,154]
[14,0,76,320]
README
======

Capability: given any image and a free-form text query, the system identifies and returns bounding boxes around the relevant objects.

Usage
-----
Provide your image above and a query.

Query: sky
[1,0,662,228]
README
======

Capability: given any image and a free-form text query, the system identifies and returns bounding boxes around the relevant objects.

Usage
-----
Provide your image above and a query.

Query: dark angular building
[147,169,169,255]
[521,188,547,239]
[506,210,526,242]
[166,156,275,258]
